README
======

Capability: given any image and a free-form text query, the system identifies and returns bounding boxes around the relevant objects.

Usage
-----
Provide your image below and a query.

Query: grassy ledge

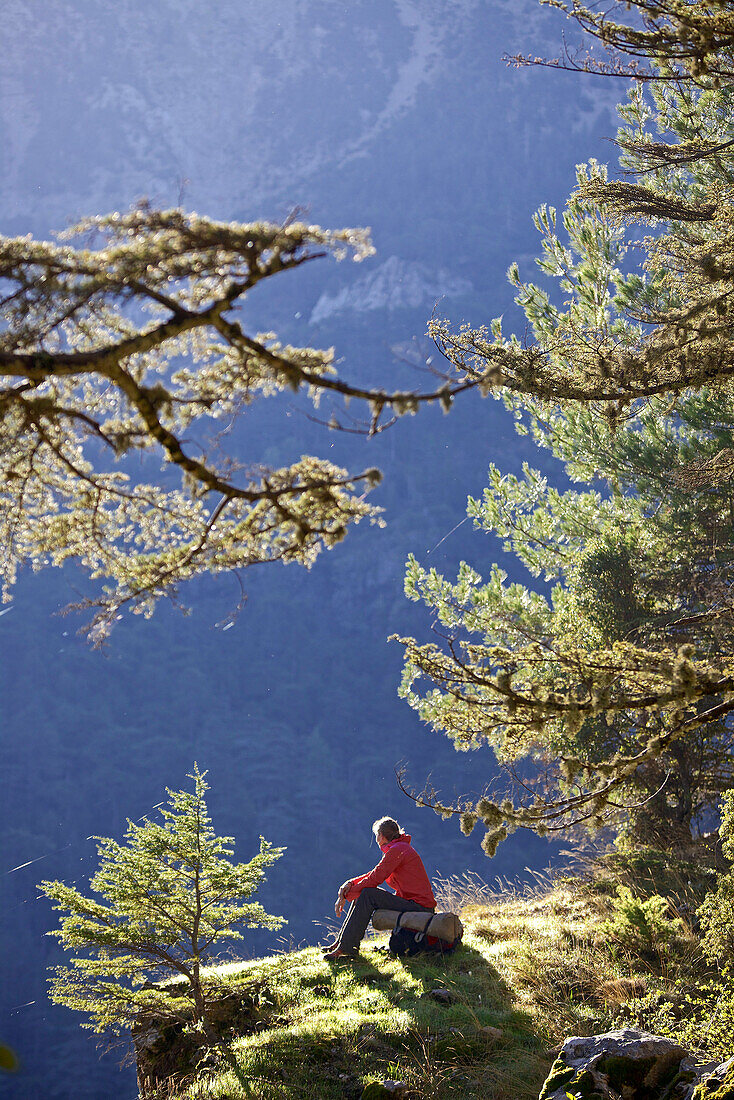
[177,937,549,1100]
[143,852,724,1100]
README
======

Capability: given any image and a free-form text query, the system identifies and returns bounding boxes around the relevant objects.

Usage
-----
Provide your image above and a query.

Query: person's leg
[321,910,353,953]
[335,889,433,956]
[370,894,435,918]
[331,887,393,956]
[321,903,357,952]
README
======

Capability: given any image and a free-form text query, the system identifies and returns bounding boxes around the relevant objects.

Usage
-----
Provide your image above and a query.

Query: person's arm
[344,847,404,902]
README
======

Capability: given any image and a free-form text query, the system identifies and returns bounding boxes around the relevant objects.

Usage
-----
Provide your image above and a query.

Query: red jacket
[345,833,436,909]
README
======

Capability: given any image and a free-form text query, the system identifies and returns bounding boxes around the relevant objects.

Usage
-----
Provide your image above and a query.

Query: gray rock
[359,1082,408,1100]
[688,1055,734,1099]
[480,1025,504,1041]
[538,1028,690,1100]
[561,1029,687,1066]
[424,987,453,1004]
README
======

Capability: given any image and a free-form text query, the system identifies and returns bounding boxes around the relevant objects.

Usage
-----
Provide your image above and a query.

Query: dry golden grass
[453,877,653,1045]
[597,976,648,1006]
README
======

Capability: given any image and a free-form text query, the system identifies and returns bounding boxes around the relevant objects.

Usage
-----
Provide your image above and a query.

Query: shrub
[599,886,684,959]
[40,767,284,1061]
[699,790,734,968]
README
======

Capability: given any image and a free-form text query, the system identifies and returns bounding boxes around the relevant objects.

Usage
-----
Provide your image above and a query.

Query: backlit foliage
[0,207,482,641]
[40,766,283,1040]
[395,8,734,850]
[510,0,734,84]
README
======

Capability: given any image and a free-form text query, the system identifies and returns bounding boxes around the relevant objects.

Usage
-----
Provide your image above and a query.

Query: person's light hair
[372,817,400,841]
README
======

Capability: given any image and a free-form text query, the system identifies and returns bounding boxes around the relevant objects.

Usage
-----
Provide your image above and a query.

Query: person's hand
[334,881,350,917]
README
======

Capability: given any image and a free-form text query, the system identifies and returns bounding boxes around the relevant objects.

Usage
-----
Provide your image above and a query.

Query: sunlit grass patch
[172,854,712,1099]
[177,934,550,1099]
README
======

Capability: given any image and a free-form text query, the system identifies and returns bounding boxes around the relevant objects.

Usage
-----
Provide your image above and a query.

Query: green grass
[174,936,550,1100]
[146,853,716,1099]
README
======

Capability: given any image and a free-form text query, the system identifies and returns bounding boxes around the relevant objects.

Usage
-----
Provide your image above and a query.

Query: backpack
[388,911,461,958]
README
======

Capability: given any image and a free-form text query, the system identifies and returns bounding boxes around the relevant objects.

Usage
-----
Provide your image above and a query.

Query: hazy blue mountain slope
[0,0,615,236]
[0,2,619,1096]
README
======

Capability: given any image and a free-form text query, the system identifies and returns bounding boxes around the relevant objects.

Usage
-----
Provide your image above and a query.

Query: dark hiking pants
[337,887,434,955]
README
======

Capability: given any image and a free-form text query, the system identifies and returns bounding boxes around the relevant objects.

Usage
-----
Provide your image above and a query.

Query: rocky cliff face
[310,255,472,323]
[0,0,615,237]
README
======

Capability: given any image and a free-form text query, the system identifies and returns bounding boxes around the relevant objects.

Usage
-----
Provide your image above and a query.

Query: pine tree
[39,767,284,1057]
[699,789,734,965]
[432,75,734,407]
[394,26,734,851]
[396,385,734,846]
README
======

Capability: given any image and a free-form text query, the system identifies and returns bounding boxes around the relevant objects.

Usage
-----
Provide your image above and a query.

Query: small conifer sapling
[39,766,284,1075]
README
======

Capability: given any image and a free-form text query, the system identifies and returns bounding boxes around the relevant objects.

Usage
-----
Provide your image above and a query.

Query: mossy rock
[660,1068,697,1100]
[540,1062,604,1099]
[540,1050,681,1100]
[538,1055,575,1099]
[572,1069,605,1098]
[359,1084,395,1100]
[540,1058,610,1099]
[692,1059,734,1100]
[600,1053,657,1089]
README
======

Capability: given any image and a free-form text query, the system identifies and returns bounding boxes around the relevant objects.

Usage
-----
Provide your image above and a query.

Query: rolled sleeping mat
[371,909,463,942]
